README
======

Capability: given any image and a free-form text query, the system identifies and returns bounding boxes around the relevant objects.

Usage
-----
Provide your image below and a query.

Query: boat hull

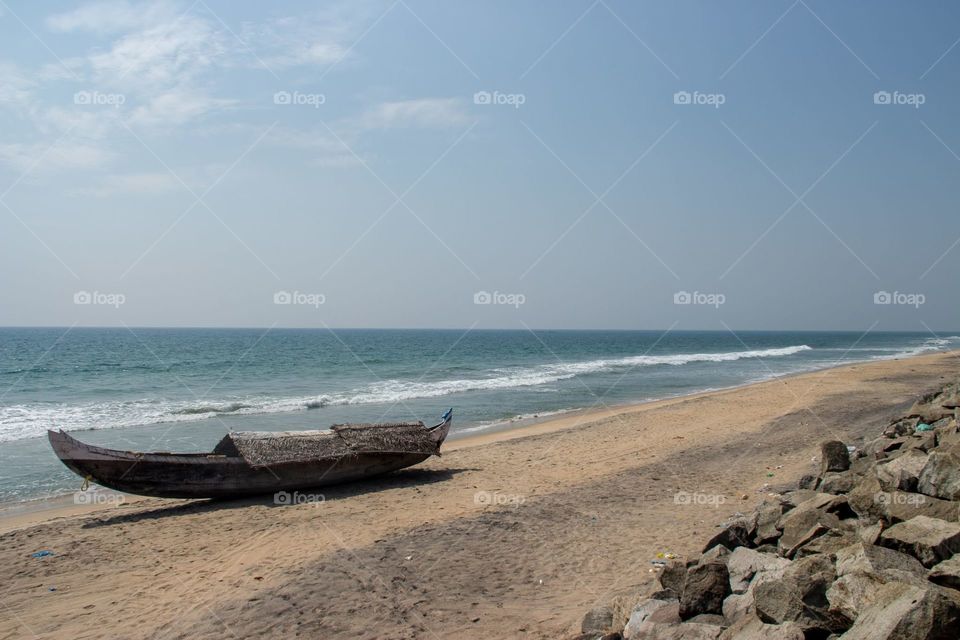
[48,414,451,499]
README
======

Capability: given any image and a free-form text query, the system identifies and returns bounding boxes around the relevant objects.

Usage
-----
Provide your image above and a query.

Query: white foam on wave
[0,344,813,442]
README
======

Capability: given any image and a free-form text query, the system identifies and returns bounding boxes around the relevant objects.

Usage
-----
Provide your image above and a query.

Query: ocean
[1,328,956,503]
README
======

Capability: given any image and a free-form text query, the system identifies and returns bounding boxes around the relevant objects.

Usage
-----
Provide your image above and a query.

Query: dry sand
[1,351,958,639]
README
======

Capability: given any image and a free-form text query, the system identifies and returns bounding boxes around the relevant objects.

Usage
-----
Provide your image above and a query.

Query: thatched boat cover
[214,422,437,467]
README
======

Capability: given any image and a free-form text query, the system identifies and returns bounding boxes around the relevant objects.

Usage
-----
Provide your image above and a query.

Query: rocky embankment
[574,382,960,640]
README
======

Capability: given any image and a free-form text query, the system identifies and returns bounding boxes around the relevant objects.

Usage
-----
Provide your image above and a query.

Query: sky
[0,0,958,331]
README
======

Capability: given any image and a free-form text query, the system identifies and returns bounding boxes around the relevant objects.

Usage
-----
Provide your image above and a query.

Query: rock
[834,542,926,578]
[722,592,753,624]
[686,614,724,626]
[879,515,960,567]
[753,503,785,545]
[626,621,723,639]
[880,491,959,523]
[929,555,960,591]
[917,450,960,501]
[778,490,818,511]
[623,597,681,639]
[907,430,938,452]
[792,530,858,558]
[858,519,884,545]
[680,562,731,619]
[797,474,818,490]
[718,614,804,639]
[907,400,954,425]
[660,560,689,595]
[582,605,615,633]
[702,519,753,553]
[876,449,928,492]
[700,545,730,566]
[819,470,856,494]
[726,548,790,595]
[820,441,850,474]
[776,500,841,558]
[753,554,846,635]
[826,570,885,621]
[884,418,918,438]
[839,580,960,639]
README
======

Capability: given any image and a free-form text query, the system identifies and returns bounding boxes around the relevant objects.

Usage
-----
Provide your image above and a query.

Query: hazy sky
[1,0,958,331]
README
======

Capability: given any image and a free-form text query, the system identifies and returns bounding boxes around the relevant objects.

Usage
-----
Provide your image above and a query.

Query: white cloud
[72,171,182,197]
[46,0,177,34]
[349,98,472,131]
[0,141,113,172]
[128,89,235,129]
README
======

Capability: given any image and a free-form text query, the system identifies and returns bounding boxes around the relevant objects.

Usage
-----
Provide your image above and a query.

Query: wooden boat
[48,409,453,499]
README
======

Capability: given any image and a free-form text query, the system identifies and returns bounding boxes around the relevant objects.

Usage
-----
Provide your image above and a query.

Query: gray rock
[700,545,731,566]
[928,555,960,591]
[778,490,818,511]
[791,530,858,558]
[907,431,938,453]
[718,614,804,639]
[686,614,724,626]
[834,542,926,578]
[839,580,960,640]
[879,515,960,567]
[857,519,884,545]
[660,559,688,594]
[884,418,918,438]
[680,562,731,619]
[726,548,790,595]
[819,470,856,494]
[825,570,885,622]
[623,597,681,639]
[627,621,723,639]
[917,450,960,501]
[702,518,754,553]
[876,449,928,492]
[776,500,841,558]
[722,592,753,624]
[797,474,818,490]
[582,605,615,633]
[753,554,846,635]
[821,440,851,474]
[753,502,785,545]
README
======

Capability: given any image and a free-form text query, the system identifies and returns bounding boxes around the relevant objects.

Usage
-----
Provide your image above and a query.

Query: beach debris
[656,552,678,560]
[30,550,54,558]
[48,586,56,592]
[916,422,934,432]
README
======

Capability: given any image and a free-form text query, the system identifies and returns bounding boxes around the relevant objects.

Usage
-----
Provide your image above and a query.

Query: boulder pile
[574,382,960,639]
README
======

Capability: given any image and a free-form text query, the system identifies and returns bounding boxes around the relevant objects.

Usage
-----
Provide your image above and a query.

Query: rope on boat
[80,475,91,491]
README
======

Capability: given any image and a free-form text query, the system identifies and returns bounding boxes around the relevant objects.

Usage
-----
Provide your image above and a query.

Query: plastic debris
[31,550,54,558]
[916,423,934,432]
[656,552,678,560]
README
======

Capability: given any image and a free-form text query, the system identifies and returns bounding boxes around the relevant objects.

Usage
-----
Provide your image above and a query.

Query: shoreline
[2,349,957,638]
[4,348,958,534]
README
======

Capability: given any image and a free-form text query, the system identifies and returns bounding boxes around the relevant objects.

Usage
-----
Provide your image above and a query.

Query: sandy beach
[2,350,958,639]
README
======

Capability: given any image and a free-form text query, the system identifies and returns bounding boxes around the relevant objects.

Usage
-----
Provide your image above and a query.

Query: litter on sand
[916,423,934,432]
[31,550,54,558]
